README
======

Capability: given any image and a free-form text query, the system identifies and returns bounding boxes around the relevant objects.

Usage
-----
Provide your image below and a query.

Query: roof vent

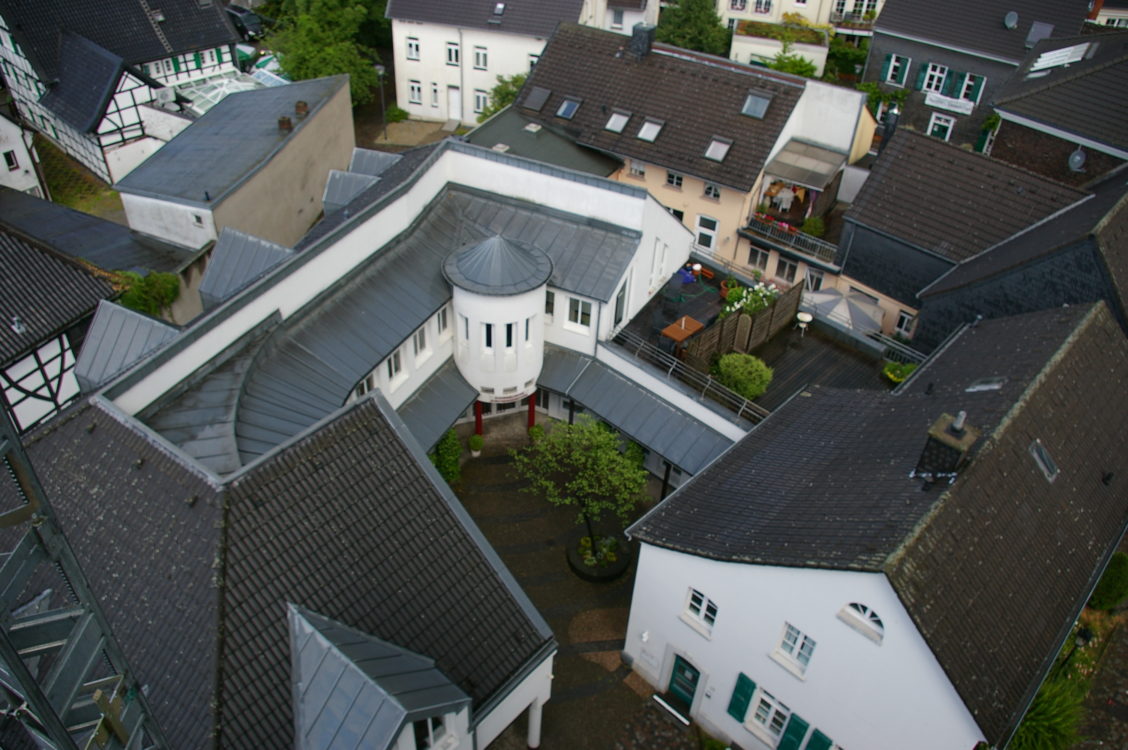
[10,315,26,335]
[1003,11,1018,29]
[523,122,542,134]
[912,411,980,485]
[492,143,510,152]
[1068,147,1086,173]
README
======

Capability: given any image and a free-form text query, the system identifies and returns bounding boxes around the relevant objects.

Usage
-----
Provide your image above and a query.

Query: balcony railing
[829,11,875,26]
[744,216,840,268]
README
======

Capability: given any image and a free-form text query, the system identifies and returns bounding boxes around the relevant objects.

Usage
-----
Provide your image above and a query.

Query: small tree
[656,0,731,56]
[716,353,773,400]
[510,416,647,556]
[116,271,180,317]
[769,40,818,78]
[477,73,527,122]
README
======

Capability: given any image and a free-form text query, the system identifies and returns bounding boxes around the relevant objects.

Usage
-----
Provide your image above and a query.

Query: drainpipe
[474,401,483,435]
[459,28,465,125]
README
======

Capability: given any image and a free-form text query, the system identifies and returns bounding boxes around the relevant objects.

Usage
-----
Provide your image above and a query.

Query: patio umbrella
[802,288,884,333]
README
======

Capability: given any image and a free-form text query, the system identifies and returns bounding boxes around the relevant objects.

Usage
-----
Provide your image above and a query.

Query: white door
[447,86,462,122]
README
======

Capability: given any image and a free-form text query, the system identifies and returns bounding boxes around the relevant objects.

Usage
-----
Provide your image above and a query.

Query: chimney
[278,115,293,132]
[629,24,656,59]
[879,105,899,153]
[295,100,309,117]
[1088,0,1104,20]
[913,411,980,484]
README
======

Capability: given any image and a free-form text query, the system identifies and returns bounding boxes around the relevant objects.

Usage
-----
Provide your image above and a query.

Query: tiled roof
[37,32,124,133]
[0,229,115,365]
[0,0,238,82]
[994,32,1128,155]
[518,24,803,191]
[874,0,1090,63]
[630,303,1128,743]
[845,130,1087,261]
[386,0,584,38]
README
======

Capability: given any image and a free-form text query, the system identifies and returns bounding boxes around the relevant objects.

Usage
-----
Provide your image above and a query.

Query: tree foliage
[1089,551,1128,610]
[429,429,462,484]
[268,0,380,106]
[116,271,180,317]
[769,41,817,78]
[510,416,647,546]
[656,0,731,56]
[1009,678,1085,750]
[477,73,527,123]
[716,353,773,400]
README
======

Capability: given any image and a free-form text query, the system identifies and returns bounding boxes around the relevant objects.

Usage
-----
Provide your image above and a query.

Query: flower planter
[565,530,633,582]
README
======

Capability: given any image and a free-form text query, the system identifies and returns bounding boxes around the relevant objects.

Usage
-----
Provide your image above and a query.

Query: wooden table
[661,315,704,344]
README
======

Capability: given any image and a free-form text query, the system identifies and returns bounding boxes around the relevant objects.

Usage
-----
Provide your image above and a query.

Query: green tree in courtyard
[656,0,731,56]
[477,73,527,122]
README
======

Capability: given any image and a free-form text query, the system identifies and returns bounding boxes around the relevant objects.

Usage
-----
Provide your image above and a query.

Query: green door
[668,655,700,707]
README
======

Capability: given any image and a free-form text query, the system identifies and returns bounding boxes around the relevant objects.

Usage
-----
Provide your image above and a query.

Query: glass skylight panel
[605,111,630,133]
[557,98,581,119]
[705,137,732,162]
[524,86,551,112]
[1030,42,1090,72]
[637,118,663,142]
[742,91,772,119]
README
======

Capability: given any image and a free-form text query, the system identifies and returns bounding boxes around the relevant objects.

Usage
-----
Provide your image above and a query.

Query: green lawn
[35,135,124,219]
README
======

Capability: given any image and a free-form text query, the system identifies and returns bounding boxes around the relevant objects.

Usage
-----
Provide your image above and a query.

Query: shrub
[719,281,781,319]
[1009,678,1085,750]
[716,353,773,400]
[468,433,484,452]
[429,429,461,484]
[1089,551,1128,610]
[528,423,545,442]
[801,216,826,237]
[116,270,180,317]
[625,440,645,468]
[385,105,408,123]
[883,361,918,384]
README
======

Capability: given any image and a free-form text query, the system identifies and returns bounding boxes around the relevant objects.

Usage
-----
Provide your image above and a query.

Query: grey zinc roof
[349,148,402,176]
[114,76,349,206]
[0,187,196,273]
[442,235,553,295]
[74,300,179,391]
[538,347,732,474]
[289,605,470,750]
[874,0,1090,63]
[200,228,294,309]
[465,107,621,177]
[323,170,380,214]
[397,361,478,451]
[386,0,584,38]
[37,32,125,132]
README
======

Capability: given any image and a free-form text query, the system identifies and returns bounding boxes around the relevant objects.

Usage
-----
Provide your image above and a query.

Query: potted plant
[468,433,484,457]
[720,275,740,299]
[882,361,918,384]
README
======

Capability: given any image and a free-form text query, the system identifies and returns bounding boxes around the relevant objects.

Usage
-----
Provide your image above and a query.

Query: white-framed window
[922,62,947,92]
[412,328,428,358]
[705,137,732,162]
[731,0,747,9]
[545,290,555,319]
[895,310,915,336]
[695,215,718,249]
[446,42,460,66]
[192,213,203,227]
[685,588,718,631]
[474,89,488,113]
[354,372,377,399]
[960,73,985,103]
[437,307,450,339]
[614,284,627,326]
[637,118,663,141]
[628,159,645,178]
[884,54,909,86]
[483,322,494,350]
[838,602,885,643]
[754,0,772,13]
[386,347,403,381]
[3,150,17,171]
[431,83,439,107]
[406,37,420,60]
[777,258,798,284]
[666,171,683,189]
[408,80,422,104]
[749,247,769,270]
[776,622,816,674]
[474,46,487,69]
[460,314,469,340]
[413,715,447,749]
[805,268,824,291]
[504,322,515,348]
[704,182,721,200]
[557,98,581,119]
[567,297,591,328]
[605,110,630,132]
[751,688,791,740]
[927,112,955,141]
[524,316,532,343]
[612,8,624,28]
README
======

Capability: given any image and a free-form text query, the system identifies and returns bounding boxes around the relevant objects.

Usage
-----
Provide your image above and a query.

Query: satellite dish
[1004,11,1019,29]
[1068,147,1087,173]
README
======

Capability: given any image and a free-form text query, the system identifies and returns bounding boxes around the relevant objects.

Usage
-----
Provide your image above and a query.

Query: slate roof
[518,24,804,191]
[442,235,554,295]
[74,300,179,392]
[385,0,584,38]
[465,107,621,176]
[994,32,1128,155]
[114,76,349,206]
[199,228,293,310]
[874,0,1090,63]
[845,130,1087,261]
[0,229,116,365]
[323,170,380,214]
[630,303,1128,744]
[397,361,478,452]
[0,187,196,273]
[37,32,125,132]
[0,0,238,82]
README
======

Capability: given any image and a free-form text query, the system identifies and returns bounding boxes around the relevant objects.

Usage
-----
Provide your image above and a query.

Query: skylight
[742,90,773,119]
[556,98,581,119]
[637,118,663,142]
[1029,439,1059,483]
[605,111,630,133]
[965,376,1006,392]
[1030,42,1090,72]
[524,86,551,112]
[494,2,506,14]
[705,137,732,162]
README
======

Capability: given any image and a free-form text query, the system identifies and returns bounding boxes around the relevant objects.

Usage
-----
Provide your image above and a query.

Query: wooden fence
[682,283,803,371]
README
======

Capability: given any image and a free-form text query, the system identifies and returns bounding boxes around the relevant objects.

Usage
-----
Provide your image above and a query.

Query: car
[226,4,264,41]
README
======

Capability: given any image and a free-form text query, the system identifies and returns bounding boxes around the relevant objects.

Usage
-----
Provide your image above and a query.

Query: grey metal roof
[200,228,293,310]
[386,0,584,38]
[38,31,124,133]
[763,139,847,191]
[349,148,402,177]
[0,187,196,273]
[74,301,179,392]
[289,605,470,750]
[114,76,349,206]
[396,361,477,451]
[538,347,732,474]
[442,235,553,295]
[465,107,620,177]
[323,170,380,214]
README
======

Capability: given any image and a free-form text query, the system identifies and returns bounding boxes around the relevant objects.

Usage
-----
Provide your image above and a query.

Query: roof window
[742,90,773,119]
[494,2,506,14]
[524,86,551,112]
[556,98,581,119]
[965,376,1006,392]
[705,137,732,162]
[1029,42,1090,73]
[1029,439,1059,483]
[605,111,631,133]
[637,118,664,142]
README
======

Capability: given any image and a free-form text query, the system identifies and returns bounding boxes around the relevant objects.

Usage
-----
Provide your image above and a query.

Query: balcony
[742,215,840,270]
[829,11,876,30]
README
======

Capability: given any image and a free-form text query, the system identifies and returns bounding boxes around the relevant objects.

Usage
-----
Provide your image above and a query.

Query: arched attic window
[837,602,884,644]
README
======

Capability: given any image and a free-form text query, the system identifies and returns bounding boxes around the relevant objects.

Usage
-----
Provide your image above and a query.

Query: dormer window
[742,90,773,119]
[556,98,581,119]
[705,137,732,162]
[637,118,663,142]
[605,110,630,133]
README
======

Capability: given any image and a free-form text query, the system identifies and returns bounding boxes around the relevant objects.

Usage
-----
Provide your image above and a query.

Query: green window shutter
[778,713,810,750]
[969,74,985,102]
[941,70,959,97]
[896,57,910,85]
[171,56,180,73]
[726,673,756,721]
[913,62,927,90]
[879,53,891,81]
[805,729,833,750]
[217,46,225,63]
[194,52,202,69]
[974,126,991,152]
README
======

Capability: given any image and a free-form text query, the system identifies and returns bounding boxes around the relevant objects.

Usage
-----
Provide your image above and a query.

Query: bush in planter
[883,361,918,384]
[385,104,408,123]
[429,429,461,484]
[801,216,826,237]
[1089,551,1128,610]
[716,353,773,400]
[467,433,484,453]
[719,281,781,319]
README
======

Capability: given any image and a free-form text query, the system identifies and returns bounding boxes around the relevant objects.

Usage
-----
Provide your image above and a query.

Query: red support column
[474,401,483,435]
[527,394,536,429]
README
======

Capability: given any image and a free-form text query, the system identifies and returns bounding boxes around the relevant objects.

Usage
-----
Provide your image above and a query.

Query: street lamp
[374,63,387,142]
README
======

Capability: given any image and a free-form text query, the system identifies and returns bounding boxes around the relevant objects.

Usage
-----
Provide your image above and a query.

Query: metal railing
[868,331,927,364]
[610,330,771,424]
[744,216,840,267]
[829,11,875,26]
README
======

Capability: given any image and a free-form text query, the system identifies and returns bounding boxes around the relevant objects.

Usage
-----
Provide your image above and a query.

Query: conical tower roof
[442,235,552,295]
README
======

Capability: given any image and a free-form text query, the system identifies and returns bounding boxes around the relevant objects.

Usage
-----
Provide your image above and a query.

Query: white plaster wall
[0,116,40,194]
[623,544,984,750]
[139,104,193,142]
[838,163,869,203]
[788,79,866,155]
[120,193,217,247]
[474,652,555,748]
[543,290,599,356]
[730,35,828,75]
[106,138,165,183]
[372,304,456,411]
[2,338,78,431]
[451,286,545,400]
[578,0,659,32]
[392,706,470,750]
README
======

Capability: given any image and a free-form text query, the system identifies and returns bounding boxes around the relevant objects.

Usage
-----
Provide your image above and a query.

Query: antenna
[1004,11,1019,29]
